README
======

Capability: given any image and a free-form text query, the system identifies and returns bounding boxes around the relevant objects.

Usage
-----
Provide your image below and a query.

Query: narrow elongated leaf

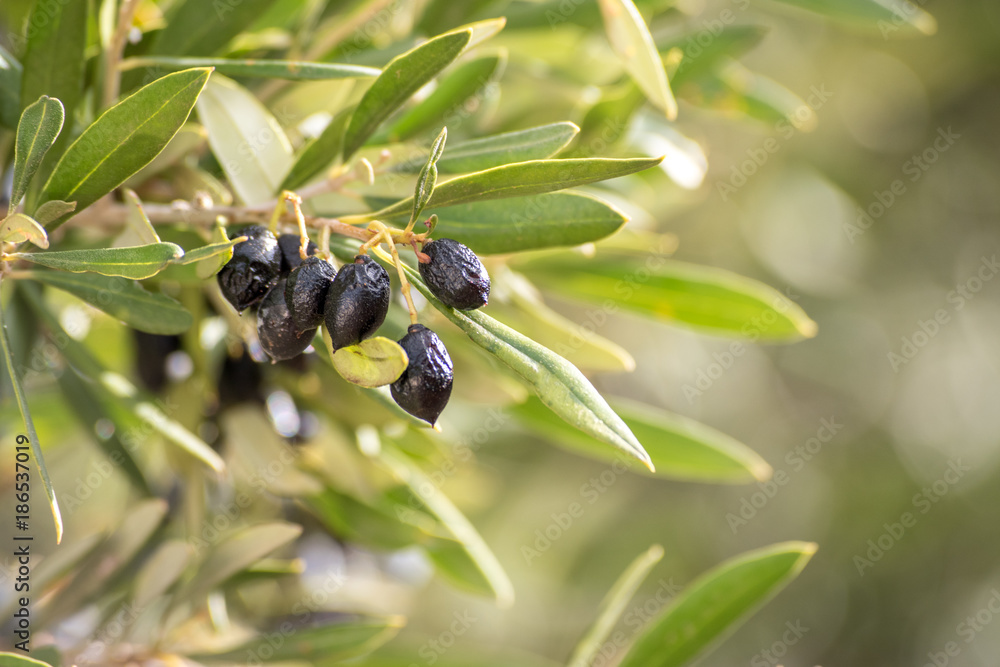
[11,96,65,213]
[619,542,817,667]
[19,0,86,135]
[27,271,193,335]
[343,30,472,159]
[40,68,212,226]
[0,214,48,249]
[150,0,280,56]
[122,57,380,80]
[12,243,184,279]
[183,523,302,599]
[381,258,653,470]
[364,156,663,221]
[411,191,627,255]
[513,396,771,483]
[326,334,409,388]
[303,485,431,551]
[387,54,505,142]
[32,200,76,227]
[411,127,448,225]
[133,540,192,608]
[518,257,818,340]
[0,304,63,543]
[660,25,769,86]
[176,237,246,266]
[432,122,579,174]
[122,190,161,244]
[768,0,936,34]
[190,617,403,663]
[0,652,55,666]
[598,0,677,119]
[194,225,242,279]
[197,74,294,205]
[20,284,224,473]
[569,545,664,667]
[279,107,352,191]
[378,445,514,607]
[0,45,22,129]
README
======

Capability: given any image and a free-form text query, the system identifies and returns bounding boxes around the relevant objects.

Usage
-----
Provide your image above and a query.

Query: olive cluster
[217,226,490,424]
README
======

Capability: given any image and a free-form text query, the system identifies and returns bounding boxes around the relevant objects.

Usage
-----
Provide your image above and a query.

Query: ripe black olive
[418,238,490,310]
[323,254,390,350]
[258,278,317,361]
[390,324,453,425]
[217,225,281,312]
[285,256,336,331]
[278,233,318,273]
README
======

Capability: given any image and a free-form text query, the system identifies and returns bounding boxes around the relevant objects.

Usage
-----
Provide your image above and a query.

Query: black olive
[258,279,317,361]
[324,254,390,350]
[418,238,490,310]
[217,225,281,312]
[390,324,453,425]
[285,256,336,331]
[278,234,318,273]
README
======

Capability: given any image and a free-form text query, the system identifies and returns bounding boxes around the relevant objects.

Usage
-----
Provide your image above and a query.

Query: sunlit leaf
[197,74,294,205]
[768,0,935,34]
[122,56,380,80]
[10,96,64,213]
[122,190,161,244]
[27,271,192,335]
[342,29,472,159]
[326,334,409,388]
[619,542,817,667]
[517,256,818,340]
[598,0,677,118]
[0,304,63,544]
[0,652,56,666]
[39,68,211,226]
[11,243,184,280]
[133,540,193,608]
[430,122,580,174]
[569,544,664,667]
[0,214,48,249]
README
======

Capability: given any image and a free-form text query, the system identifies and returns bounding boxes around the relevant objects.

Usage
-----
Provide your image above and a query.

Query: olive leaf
[0,652,55,666]
[132,540,193,609]
[325,333,409,388]
[10,95,65,214]
[618,542,817,667]
[0,302,63,544]
[0,213,49,249]
[27,271,193,335]
[568,544,665,667]
[598,0,677,118]
[39,68,212,226]
[121,57,380,80]
[11,243,184,280]
[123,189,161,244]
[433,122,579,174]
[359,156,663,221]
[149,0,281,57]
[32,200,76,227]
[196,74,294,205]
[410,127,448,228]
[342,29,472,159]
[768,0,935,34]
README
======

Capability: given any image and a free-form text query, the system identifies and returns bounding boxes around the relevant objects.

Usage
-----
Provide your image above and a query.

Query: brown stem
[102,0,142,108]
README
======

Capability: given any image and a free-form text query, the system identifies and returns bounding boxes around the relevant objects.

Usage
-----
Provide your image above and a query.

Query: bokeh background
[3,0,1000,665]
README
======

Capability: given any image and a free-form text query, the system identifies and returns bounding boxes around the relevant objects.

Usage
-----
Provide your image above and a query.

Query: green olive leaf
[280,106,353,192]
[619,542,817,667]
[767,0,935,34]
[0,213,49,249]
[598,0,677,119]
[410,127,448,227]
[0,44,22,130]
[149,0,281,57]
[342,29,472,159]
[39,68,212,226]
[32,200,76,227]
[10,95,64,214]
[122,189,161,244]
[121,56,380,80]
[0,652,56,666]
[326,334,409,388]
[11,243,184,280]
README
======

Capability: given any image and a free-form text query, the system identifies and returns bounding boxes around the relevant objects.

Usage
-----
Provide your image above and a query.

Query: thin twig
[102,0,142,109]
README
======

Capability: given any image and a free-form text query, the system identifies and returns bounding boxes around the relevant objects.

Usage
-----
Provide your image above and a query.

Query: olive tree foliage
[0,0,931,664]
